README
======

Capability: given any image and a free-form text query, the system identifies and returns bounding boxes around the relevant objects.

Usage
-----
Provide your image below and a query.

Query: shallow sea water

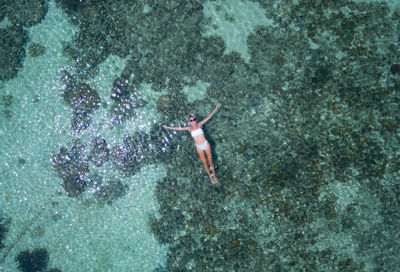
[1,0,399,271]
[0,1,167,271]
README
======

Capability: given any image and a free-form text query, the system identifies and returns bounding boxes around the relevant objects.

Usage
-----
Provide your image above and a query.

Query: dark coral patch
[390,64,400,75]
[55,0,85,16]
[0,26,28,81]
[62,82,101,132]
[2,94,13,106]
[52,141,89,197]
[15,248,49,272]
[94,179,128,205]
[109,76,146,125]
[109,129,174,176]
[89,137,110,167]
[63,83,101,115]
[0,215,10,249]
[27,42,46,57]
[0,6,4,22]
[5,0,48,27]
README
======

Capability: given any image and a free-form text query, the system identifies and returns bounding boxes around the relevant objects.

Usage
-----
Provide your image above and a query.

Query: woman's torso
[190,126,206,145]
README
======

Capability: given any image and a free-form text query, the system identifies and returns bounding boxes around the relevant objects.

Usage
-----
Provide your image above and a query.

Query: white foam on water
[0,1,167,270]
[202,0,274,62]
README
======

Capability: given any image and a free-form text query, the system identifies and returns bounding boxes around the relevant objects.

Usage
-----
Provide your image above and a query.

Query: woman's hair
[189,114,196,119]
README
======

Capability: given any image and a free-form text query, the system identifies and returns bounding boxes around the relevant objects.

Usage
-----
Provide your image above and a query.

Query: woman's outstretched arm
[162,125,190,131]
[199,104,221,126]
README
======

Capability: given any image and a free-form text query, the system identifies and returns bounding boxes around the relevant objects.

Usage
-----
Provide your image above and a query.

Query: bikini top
[191,128,204,137]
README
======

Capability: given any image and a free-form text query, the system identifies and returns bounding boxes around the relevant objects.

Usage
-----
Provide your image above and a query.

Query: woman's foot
[210,174,218,184]
[209,167,218,184]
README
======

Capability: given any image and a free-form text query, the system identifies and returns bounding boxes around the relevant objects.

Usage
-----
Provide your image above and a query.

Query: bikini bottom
[195,140,208,151]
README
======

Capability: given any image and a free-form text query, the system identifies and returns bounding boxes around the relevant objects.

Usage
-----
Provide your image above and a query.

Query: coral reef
[27,43,46,57]
[109,76,147,125]
[15,248,49,272]
[2,94,13,107]
[108,128,176,176]
[147,1,399,271]
[51,0,400,270]
[62,77,101,132]
[391,63,400,75]
[156,90,189,121]
[0,26,28,81]
[15,248,62,272]
[94,179,128,205]
[110,132,160,176]
[0,3,4,22]
[52,140,89,197]
[3,109,13,119]
[0,215,10,249]
[54,0,84,17]
[63,82,101,116]
[88,137,110,167]
[4,0,48,27]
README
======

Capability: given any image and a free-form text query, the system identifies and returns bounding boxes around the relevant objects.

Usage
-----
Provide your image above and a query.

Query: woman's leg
[196,148,212,181]
[205,144,217,183]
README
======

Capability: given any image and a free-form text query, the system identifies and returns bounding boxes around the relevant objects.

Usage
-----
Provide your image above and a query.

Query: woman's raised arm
[199,104,221,126]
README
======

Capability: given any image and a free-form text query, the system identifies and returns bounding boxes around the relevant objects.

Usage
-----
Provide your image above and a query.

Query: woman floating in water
[163,104,221,184]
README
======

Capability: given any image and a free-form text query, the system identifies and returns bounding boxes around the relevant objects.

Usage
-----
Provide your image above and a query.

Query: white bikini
[191,128,204,137]
[191,128,208,150]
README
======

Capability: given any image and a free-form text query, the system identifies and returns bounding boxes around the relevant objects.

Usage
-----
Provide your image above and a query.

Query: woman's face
[189,116,196,125]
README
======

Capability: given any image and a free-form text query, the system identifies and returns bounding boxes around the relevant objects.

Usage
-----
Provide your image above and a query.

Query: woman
[163,104,221,184]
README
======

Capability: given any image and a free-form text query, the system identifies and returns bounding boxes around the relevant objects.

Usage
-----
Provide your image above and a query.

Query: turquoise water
[1,0,399,271]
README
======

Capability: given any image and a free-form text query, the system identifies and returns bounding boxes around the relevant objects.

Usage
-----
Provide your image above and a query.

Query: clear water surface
[0,0,399,271]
